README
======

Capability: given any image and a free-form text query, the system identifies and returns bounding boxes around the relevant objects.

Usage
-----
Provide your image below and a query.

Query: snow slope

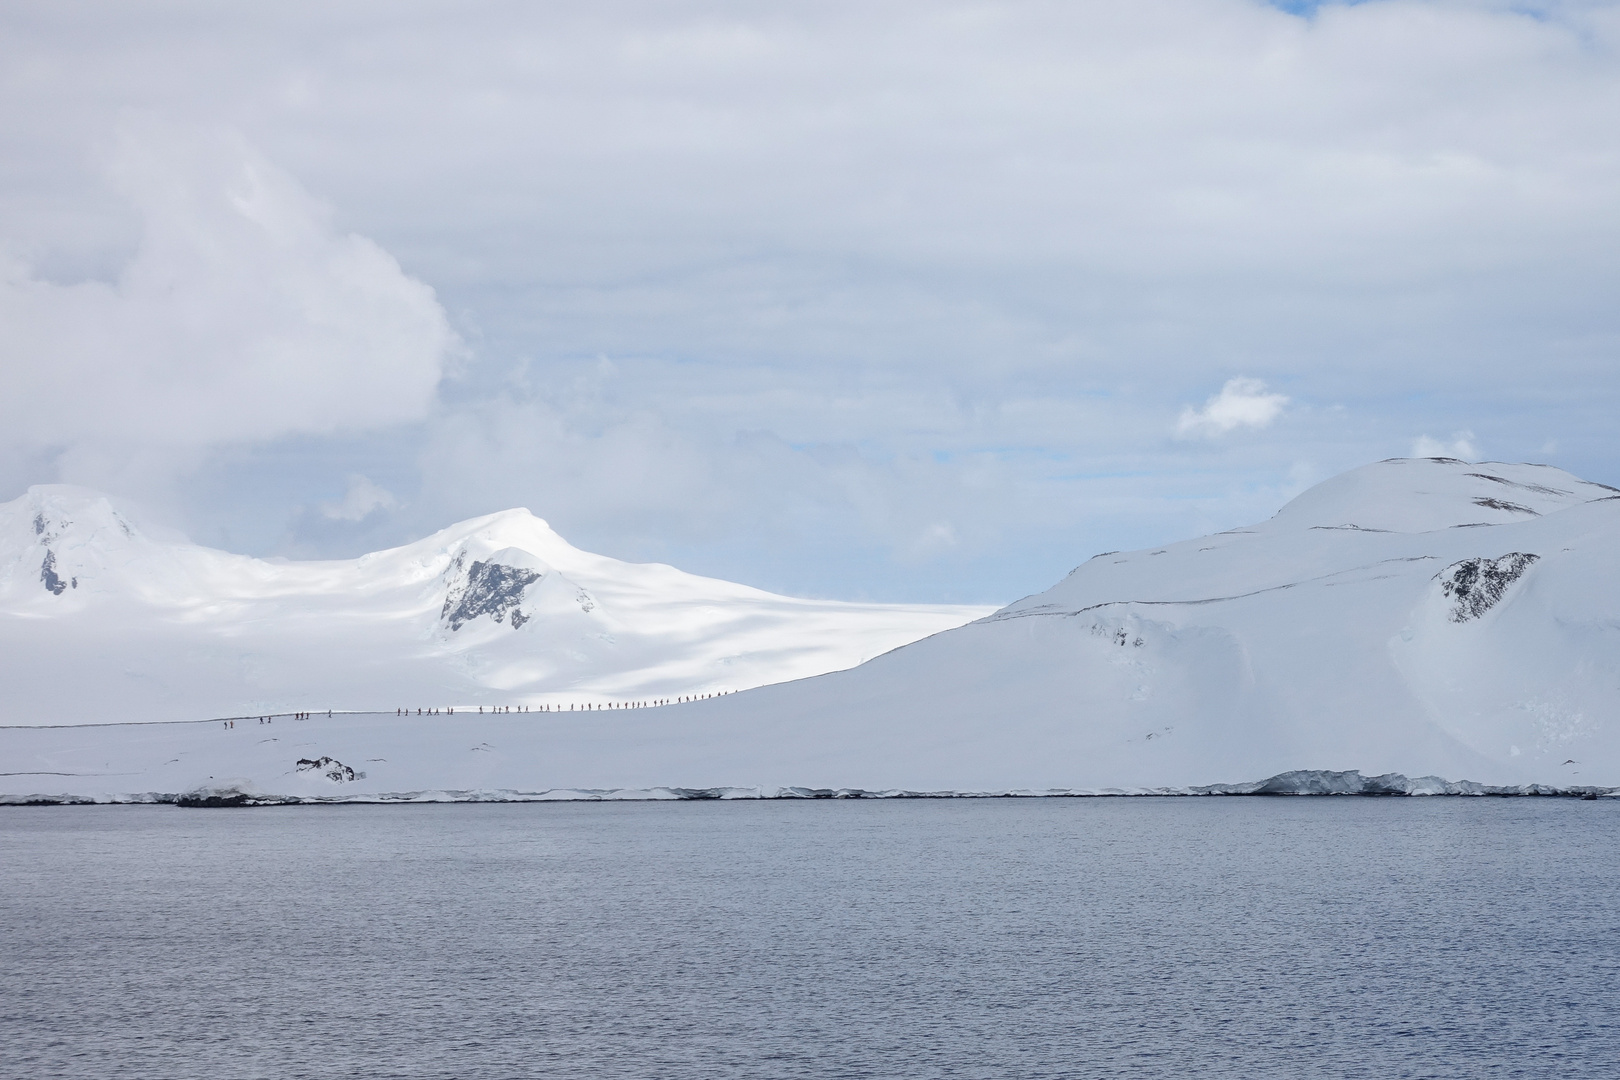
[0,486,989,724]
[7,457,1620,799]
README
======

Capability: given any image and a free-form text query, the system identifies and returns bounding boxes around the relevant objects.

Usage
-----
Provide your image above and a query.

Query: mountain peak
[0,484,990,719]
[400,505,590,571]
[12,485,142,543]
[1267,457,1616,534]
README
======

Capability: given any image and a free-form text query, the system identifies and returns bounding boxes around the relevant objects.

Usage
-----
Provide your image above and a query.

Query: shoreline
[5,769,1616,807]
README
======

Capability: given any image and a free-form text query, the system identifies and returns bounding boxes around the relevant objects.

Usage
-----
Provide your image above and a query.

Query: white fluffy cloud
[0,121,457,452]
[1177,378,1290,438]
[1412,431,1479,460]
[321,474,399,521]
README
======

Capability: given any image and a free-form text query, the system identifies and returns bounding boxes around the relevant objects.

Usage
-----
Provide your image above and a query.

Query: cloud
[902,522,960,563]
[3,2,1619,599]
[407,360,1043,595]
[1412,431,1478,460]
[0,120,458,455]
[321,474,399,521]
[1176,378,1289,438]
[9,2,1620,402]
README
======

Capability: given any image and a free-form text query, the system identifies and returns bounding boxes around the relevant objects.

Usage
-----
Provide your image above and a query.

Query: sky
[3,0,1619,603]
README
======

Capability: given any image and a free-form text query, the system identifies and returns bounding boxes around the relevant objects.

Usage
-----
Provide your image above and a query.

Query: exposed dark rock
[441,559,542,631]
[296,756,356,782]
[176,791,254,808]
[1473,497,1537,514]
[1310,524,1393,532]
[1250,769,1407,795]
[1467,473,1571,497]
[40,550,66,595]
[32,513,62,544]
[1191,769,1615,797]
[1436,553,1539,622]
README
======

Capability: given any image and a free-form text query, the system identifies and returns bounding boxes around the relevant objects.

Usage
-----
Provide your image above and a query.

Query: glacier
[5,457,1620,801]
[0,485,989,723]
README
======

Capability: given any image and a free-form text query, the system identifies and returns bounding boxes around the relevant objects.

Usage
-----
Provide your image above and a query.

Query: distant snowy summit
[0,486,990,724]
[696,457,1620,792]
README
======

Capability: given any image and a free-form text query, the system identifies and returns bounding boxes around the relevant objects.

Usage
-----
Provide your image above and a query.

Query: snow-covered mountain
[749,455,1620,792]
[7,457,1620,801]
[0,485,990,724]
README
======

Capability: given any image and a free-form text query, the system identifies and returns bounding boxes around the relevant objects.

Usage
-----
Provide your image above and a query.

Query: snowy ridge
[7,457,1620,797]
[0,486,989,723]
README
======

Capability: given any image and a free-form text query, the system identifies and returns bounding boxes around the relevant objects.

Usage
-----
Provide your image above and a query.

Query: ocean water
[3,798,1617,1079]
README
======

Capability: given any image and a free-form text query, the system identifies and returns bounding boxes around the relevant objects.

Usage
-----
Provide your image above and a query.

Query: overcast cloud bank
[2,0,1618,601]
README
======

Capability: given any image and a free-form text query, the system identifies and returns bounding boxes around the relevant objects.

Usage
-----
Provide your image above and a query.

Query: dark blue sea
[3,798,1617,1078]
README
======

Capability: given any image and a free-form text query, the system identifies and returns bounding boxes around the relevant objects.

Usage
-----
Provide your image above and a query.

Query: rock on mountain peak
[0,487,990,723]
[8,484,142,548]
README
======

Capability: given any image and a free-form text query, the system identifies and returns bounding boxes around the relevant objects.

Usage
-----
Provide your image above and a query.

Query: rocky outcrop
[1473,497,1537,515]
[40,549,68,595]
[440,553,542,631]
[296,756,357,782]
[1436,553,1538,622]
